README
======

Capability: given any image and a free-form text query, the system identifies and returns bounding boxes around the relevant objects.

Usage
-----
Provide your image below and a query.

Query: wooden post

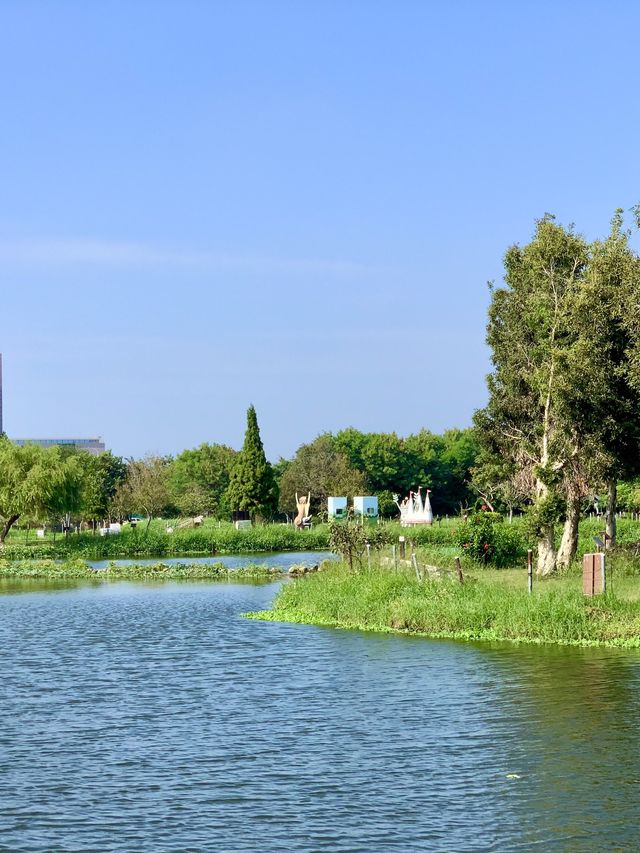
[411,552,421,581]
[399,536,406,559]
[392,544,397,571]
[527,549,533,594]
[454,556,464,584]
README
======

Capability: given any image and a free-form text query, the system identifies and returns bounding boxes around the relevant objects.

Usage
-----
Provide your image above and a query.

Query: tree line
[3,211,640,565]
[0,405,479,542]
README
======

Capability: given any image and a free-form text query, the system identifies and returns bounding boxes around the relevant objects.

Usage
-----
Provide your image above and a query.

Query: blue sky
[1,0,639,460]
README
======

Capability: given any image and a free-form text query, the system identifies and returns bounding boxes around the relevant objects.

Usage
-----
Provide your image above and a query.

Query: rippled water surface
[2,581,640,852]
[87,550,334,570]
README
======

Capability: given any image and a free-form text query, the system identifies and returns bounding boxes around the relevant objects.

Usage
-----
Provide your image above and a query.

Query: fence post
[399,536,406,559]
[527,549,533,594]
[411,552,421,581]
[454,556,464,585]
[392,544,397,571]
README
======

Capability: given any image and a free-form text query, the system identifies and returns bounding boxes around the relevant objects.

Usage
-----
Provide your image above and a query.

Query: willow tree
[226,405,278,520]
[0,439,83,544]
[475,216,588,575]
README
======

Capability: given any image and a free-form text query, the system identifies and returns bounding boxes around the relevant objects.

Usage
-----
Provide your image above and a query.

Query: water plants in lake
[0,559,289,581]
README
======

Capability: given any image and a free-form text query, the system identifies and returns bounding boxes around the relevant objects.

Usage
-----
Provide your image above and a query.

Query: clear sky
[1,0,639,460]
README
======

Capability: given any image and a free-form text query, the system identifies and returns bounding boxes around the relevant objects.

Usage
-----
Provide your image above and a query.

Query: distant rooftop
[13,437,106,455]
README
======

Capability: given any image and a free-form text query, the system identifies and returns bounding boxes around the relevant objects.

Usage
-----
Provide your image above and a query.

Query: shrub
[329,520,390,571]
[457,511,525,567]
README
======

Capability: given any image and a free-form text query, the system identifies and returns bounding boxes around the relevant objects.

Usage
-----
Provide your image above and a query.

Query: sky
[1,0,640,460]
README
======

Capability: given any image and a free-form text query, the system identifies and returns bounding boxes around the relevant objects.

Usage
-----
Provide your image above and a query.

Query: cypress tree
[226,405,278,520]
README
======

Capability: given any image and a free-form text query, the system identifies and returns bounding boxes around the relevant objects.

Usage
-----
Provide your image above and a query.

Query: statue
[294,492,312,529]
[393,487,433,526]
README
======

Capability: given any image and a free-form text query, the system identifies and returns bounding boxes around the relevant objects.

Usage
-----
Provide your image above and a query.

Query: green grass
[0,558,283,581]
[5,514,640,572]
[1,520,332,560]
[247,560,640,648]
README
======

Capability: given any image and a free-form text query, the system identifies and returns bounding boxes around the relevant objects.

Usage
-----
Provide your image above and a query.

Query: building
[13,437,106,456]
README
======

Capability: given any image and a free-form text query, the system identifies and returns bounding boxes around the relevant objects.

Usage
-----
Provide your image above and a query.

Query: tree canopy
[170,443,236,517]
[0,439,83,543]
[475,212,640,574]
[278,434,365,517]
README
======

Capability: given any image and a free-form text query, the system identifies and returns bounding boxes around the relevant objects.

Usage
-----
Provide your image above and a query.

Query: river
[1,578,639,851]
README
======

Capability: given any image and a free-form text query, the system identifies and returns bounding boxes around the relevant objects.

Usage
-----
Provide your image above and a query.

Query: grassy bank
[248,561,640,648]
[0,559,285,581]
[1,522,332,560]
[0,517,465,561]
[6,515,640,563]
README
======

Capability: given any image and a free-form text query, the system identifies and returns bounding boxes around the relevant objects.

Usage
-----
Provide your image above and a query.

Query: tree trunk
[537,526,557,575]
[0,514,21,546]
[557,493,581,569]
[535,476,557,576]
[605,479,617,546]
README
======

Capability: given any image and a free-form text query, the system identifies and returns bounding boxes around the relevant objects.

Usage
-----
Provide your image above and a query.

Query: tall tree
[226,405,278,520]
[556,211,640,562]
[278,434,365,517]
[0,439,83,544]
[475,216,589,575]
[116,455,172,531]
[78,451,128,526]
[170,443,237,517]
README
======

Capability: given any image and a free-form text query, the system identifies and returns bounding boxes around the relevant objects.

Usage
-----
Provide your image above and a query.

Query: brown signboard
[583,553,605,596]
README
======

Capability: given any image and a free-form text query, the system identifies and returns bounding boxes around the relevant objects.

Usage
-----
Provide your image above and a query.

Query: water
[87,550,334,570]
[1,580,640,852]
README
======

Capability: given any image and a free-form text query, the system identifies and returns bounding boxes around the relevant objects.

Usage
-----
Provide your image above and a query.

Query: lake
[87,550,334,570]
[1,579,639,852]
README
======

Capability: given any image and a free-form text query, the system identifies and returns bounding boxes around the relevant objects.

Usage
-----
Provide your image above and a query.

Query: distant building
[13,437,106,456]
[0,353,105,454]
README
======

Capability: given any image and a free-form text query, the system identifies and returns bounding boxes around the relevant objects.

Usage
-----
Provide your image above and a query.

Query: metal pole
[527,549,533,594]
[392,544,397,571]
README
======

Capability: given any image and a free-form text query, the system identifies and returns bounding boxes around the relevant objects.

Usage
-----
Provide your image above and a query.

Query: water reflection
[472,642,640,850]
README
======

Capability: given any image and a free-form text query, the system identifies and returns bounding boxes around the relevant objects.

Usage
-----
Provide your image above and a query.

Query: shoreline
[245,563,640,650]
[245,608,640,649]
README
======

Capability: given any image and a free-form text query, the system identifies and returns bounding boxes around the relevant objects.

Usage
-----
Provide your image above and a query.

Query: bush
[329,520,390,571]
[457,511,525,567]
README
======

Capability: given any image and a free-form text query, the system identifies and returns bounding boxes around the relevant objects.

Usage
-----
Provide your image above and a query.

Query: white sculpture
[294,492,312,529]
[394,487,433,526]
